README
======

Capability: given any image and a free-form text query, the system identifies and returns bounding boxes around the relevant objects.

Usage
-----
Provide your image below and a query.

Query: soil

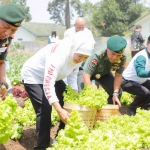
[0,84,147,150]
[0,84,60,150]
[0,124,59,150]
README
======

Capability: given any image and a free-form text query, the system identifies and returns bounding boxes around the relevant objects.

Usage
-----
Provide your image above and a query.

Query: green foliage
[10,42,24,52]
[47,0,66,26]
[0,0,31,21]
[47,0,100,34]
[48,110,89,150]
[0,95,18,144]
[10,123,23,140]
[74,0,100,36]
[47,0,81,28]
[0,94,59,142]
[63,85,108,109]
[48,109,150,150]
[121,92,133,105]
[6,52,33,85]
[74,0,93,18]
[92,0,146,36]
[15,100,36,126]
[51,106,60,126]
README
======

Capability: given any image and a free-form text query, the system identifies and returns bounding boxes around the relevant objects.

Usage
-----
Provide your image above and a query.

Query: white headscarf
[54,30,94,64]
[69,31,94,61]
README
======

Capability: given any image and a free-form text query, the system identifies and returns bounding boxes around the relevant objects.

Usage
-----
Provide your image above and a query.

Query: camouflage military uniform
[81,46,127,104]
[0,37,12,60]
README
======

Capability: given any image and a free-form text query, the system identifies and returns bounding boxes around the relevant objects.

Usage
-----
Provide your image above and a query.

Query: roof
[21,22,66,37]
[128,11,150,29]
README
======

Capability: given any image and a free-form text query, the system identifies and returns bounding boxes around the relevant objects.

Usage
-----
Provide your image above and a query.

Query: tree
[0,0,31,21]
[92,0,146,36]
[47,0,81,29]
[74,0,100,36]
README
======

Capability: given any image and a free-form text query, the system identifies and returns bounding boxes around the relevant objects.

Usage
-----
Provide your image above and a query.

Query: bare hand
[52,102,70,124]
[112,96,121,107]
[57,108,70,124]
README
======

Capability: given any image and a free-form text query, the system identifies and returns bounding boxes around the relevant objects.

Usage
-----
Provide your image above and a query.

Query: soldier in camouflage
[79,36,127,107]
[0,3,25,99]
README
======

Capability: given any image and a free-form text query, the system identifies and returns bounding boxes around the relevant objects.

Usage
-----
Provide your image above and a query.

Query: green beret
[107,35,127,53]
[0,3,25,27]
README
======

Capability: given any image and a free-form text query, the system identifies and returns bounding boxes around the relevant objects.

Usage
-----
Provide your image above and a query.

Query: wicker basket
[95,104,119,122]
[63,103,96,131]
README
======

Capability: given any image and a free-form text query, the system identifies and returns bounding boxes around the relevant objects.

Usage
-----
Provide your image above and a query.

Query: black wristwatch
[0,82,8,89]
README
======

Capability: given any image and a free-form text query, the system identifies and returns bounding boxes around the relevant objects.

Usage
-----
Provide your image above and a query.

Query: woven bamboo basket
[63,103,97,131]
[95,104,119,122]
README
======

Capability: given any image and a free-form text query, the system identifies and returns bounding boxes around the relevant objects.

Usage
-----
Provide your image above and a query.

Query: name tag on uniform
[0,47,7,52]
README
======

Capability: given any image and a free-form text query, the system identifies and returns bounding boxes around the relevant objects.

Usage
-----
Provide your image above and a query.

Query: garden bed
[0,101,127,150]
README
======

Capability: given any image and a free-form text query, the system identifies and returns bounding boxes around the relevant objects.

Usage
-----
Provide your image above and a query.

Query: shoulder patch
[90,58,98,68]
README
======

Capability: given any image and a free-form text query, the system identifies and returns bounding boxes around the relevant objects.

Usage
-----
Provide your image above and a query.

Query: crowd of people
[0,3,150,150]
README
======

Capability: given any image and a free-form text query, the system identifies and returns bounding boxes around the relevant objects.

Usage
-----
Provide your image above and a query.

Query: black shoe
[126,106,136,116]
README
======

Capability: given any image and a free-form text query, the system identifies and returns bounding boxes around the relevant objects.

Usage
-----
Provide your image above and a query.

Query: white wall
[139,18,150,40]
[13,27,36,42]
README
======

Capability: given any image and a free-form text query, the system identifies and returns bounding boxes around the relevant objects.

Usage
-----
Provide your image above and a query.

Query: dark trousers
[121,78,150,108]
[131,51,139,58]
[131,48,144,58]
[24,80,66,150]
[78,71,121,104]
[93,72,122,104]
[77,69,84,91]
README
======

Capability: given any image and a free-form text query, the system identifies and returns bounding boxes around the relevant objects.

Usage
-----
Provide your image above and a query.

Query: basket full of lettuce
[63,85,108,130]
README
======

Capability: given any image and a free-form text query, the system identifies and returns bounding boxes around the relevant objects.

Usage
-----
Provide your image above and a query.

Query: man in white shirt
[64,17,95,45]
[63,17,96,88]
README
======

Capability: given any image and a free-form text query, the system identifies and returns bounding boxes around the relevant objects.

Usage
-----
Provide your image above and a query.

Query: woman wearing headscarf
[21,31,94,150]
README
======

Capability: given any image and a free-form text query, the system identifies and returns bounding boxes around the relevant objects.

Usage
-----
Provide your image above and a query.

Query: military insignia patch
[98,64,104,69]
[90,58,98,68]
[118,60,121,63]
[14,19,25,27]
[95,74,101,79]
[111,66,119,71]
[2,38,9,47]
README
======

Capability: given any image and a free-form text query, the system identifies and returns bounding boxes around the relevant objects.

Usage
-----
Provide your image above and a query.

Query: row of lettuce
[48,109,150,150]
[0,94,59,144]
[0,85,133,144]
[2,51,141,149]
[1,93,150,149]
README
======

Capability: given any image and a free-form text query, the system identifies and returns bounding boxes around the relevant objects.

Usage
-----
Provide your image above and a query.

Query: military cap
[107,35,127,53]
[0,3,25,27]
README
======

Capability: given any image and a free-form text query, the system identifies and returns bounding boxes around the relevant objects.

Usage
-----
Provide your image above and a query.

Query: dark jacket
[131,31,145,50]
